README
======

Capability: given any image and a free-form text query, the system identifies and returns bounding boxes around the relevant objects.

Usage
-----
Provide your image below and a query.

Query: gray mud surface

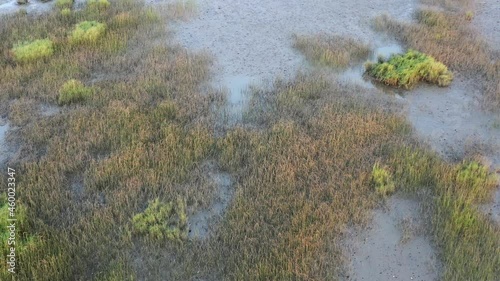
[0,119,9,167]
[188,164,233,240]
[0,0,54,16]
[343,196,441,281]
[474,0,500,50]
[166,0,416,101]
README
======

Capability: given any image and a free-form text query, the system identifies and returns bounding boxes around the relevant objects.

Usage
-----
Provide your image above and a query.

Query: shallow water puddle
[344,197,440,281]
[339,44,404,91]
[188,169,233,239]
[219,74,255,125]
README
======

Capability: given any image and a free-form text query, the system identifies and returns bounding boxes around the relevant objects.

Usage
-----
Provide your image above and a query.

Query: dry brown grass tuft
[293,34,370,68]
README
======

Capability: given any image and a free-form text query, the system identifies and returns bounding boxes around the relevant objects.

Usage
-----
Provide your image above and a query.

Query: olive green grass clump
[87,0,110,11]
[372,162,396,196]
[55,0,73,9]
[365,49,453,88]
[132,198,188,242]
[69,21,107,45]
[60,7,72,17]
[58,79,93,105]
[294,34,370,68]
[11,39,54,63]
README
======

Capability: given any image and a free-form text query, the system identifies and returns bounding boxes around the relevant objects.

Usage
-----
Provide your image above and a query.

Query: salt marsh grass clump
[11,39,54,63]
[69,21,106,45]
[60,7,72,17]
[58,79,93,105]
[55,0,73,9]
[294,34,370,68]
[372,162,396,196]
[365,50,453,88]
[132,198,188,242]
[87,0,110,11]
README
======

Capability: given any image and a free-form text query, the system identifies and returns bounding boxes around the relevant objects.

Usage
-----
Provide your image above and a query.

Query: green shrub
[58,79,93,105]
[11,39,54,63]
[365,49,453,88]
[69,21,106,45]
[55,0,73,9]
[87,0,110,11]
[372,162,396,196]
[132,198,188,242]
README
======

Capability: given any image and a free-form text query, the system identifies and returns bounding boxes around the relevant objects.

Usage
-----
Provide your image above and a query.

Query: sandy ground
[474,0,500,50]
[343,196,441,281]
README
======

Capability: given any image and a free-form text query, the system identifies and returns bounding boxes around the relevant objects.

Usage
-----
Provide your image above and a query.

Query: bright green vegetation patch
[69,21,106,45]
[293,35,370,68]
[132,198,188,242]
[58,79,93,105]
[11,39,54,63]
[55,0,73,9]
[365,49,453,88]
[372,162,395,196]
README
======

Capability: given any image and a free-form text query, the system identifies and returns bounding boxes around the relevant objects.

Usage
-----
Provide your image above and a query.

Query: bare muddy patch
[188,163,234,240]
[39,103,61,117]
[473,0,500,50]
[343,196,441,281]
[0,119,10,166]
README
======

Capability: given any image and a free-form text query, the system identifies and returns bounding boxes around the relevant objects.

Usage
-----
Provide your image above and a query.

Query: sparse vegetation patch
[56,0,73,9]
[294,34,370,68]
